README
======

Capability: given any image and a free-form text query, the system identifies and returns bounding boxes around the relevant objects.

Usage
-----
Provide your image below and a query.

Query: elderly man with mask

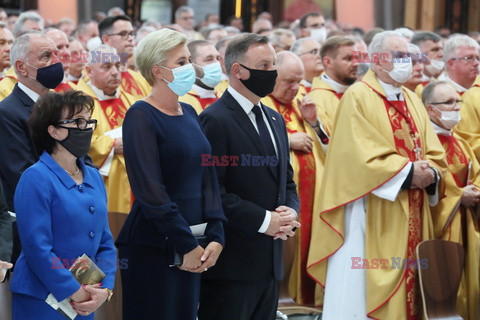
[0,32,64,211]
[76,44,136,221]
[261,51,325,306]
[308,36,358,135]
[411,31,444,95]
[422,81,480,320]
[441,34,479,95]
[198,33,300,320]
[179,40,223,114]
[307,31,448,319]
[291,37,323,96]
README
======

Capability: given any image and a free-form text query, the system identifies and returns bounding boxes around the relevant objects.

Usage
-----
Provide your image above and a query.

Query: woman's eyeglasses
[55,118,98,130]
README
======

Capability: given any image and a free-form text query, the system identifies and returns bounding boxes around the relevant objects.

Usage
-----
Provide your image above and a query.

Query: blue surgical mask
[27,62,65,89]
[198,62,222,88]
[161,64,196,96]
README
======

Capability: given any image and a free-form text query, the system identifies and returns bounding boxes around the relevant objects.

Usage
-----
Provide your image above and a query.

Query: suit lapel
[224,91,270,156]
[261,103,281,181]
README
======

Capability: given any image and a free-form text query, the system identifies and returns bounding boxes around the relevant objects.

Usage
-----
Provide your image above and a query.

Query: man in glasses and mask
[198,33,300,320]
[291,37,323,96]
[422,81,480,320]
[307,31,448,320]
[179,40,223,114]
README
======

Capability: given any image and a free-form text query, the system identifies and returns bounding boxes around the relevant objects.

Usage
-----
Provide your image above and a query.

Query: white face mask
[438,109,461,129]
[384,60,412,84]
[425,59,445,75]
[310,27,327,43]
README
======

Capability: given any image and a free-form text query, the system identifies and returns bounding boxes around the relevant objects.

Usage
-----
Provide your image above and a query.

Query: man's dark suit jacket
[0,84,37,211]
[200,90,299,282]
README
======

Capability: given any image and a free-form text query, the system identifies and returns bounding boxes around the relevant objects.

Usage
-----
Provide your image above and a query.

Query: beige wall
[335,0,374,32]
[38,0,78,24]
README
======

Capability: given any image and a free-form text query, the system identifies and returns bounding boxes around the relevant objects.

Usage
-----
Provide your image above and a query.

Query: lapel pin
[272,116,276,121]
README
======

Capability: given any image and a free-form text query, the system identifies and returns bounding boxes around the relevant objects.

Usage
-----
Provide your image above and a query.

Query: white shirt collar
[87,80,120,100]
[431,121,452,135]
[301,79,312,88]
[421,73,431,82]
[221,73,228,81]
[377,78,403,101]
[0,71,4,79]
[192,84,216,99]
[442,75,469,93]
[67,74,81,82]
[227,86,258,114]
[321,73,349,93]
[18,82,40,102]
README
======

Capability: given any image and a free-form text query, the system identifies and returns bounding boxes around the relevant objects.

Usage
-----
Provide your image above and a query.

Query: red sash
[54,82,74,93]
[188,92,217,110]
[363,81,423,320]
[437,134,469,187]
[98,98,128,128]
[421,81,430,87]
[121,71,143,96]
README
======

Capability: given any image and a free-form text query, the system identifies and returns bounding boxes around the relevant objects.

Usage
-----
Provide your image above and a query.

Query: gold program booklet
[45,254,106,319]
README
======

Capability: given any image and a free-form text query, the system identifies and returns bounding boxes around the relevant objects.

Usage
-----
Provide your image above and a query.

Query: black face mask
[58,127,93,158]
[239,64,278,97]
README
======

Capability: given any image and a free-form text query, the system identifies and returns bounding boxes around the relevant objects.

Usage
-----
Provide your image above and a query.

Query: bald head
[271,51,304,104]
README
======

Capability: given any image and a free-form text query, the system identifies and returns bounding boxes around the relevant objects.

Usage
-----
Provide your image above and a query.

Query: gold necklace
[65,166,80,176]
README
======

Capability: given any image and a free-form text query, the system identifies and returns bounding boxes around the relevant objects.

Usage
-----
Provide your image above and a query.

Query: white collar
[0,71,4,79]
[442,75,469,93]
[67,74,81,82]
[301,79,312,88]
[421,73,431,82]
[227,86,258,114]
[377,78,403,101]
[221,73,228,81]
[321,73,349,93]
[192,84,216,99]
[87,80,120,100]
[431,121,452,135]
[18,82,40,102]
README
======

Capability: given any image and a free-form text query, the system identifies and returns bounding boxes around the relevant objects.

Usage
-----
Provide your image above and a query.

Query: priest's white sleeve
[372,162,412,201]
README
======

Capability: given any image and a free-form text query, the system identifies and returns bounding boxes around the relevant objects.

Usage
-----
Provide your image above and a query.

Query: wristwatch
[105,288,113,302]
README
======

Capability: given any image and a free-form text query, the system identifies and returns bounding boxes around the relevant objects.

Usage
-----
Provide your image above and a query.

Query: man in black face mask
[198,33,300,320]
[0,31,64,266]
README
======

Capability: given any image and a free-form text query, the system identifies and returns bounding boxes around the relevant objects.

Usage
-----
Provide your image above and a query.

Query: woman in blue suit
[117,28,226,320]
[10,91,117,319]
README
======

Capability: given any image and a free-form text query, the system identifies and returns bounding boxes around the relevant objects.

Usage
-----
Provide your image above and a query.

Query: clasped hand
[70,283,108,316]
[178,241,223,273]
[411,160,435,189]
[461,183,480,207]
[265,206,301,240]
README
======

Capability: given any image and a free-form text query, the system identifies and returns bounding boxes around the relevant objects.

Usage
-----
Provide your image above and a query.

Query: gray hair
[422,80,451,105]
[268,28,295,47]
[135,28,187,85]
[224,26,240,35]
[411,31,441,47]
[107,7,125,17]
[135,26,156,44]
[175,6,194,20]
[14,11,44,37]
[443,34,480,61]
[225,33,269,75]
[368,30,405,66]
[10,31,43,72]
[290,37,313,55]
[394,27,414,40]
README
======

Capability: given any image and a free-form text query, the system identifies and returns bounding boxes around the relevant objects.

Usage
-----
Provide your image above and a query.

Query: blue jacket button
[89,206,95,213]
[89,231,95,238]
[78,185,84,192]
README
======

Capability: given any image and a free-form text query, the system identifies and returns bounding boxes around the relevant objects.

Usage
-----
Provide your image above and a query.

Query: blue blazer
[10,152,116,301]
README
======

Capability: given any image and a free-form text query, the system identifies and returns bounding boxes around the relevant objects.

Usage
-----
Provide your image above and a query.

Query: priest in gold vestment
[77,45,136,217]
[423,81,480,320]
[307,31,447,320]
[262,51,327,306]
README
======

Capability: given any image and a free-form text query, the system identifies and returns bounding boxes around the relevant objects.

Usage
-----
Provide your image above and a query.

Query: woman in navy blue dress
[117,28,226,320]
[11,91,117,319]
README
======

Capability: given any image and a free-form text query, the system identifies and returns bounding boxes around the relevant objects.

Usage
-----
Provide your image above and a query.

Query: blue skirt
[12,292,94,320]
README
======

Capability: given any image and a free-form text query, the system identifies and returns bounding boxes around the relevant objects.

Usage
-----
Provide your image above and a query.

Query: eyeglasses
[450,56,480,63]
[299,48,320,56]
[107,31,134,40]
[430,99,463,106]
[55,118,98,130]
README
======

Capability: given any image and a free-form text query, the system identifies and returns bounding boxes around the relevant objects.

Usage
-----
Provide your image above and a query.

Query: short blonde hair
[135,28,187,85]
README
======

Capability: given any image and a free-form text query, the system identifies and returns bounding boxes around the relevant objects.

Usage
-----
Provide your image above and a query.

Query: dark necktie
[252,105,276,157]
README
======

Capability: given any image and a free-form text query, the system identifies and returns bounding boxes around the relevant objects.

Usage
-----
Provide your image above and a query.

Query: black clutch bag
[169,236,209,267]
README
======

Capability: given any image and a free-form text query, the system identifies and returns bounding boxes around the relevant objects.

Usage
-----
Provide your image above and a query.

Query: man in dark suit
[198,33,300,320]
[0,31,63,264]
[0,181,14,282]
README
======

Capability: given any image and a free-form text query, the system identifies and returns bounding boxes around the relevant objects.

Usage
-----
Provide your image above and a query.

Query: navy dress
[117,101,225,320]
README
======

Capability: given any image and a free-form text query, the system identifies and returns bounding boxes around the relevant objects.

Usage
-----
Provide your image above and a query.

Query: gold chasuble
[76,80,137,214]
[306,70,446,319]
[455,76,480,162]
[307,77,343,135]
[214,79,228,96]
[262,95,325,305]
[179,89,219,114]
[431,132,480,320]
[0,67,17,101]
[120,69,151,99]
